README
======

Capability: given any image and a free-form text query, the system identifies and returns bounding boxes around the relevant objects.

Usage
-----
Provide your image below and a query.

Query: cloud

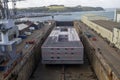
[15,0,120,8]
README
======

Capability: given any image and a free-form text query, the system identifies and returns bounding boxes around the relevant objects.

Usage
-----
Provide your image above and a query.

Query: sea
[19,9,115,22]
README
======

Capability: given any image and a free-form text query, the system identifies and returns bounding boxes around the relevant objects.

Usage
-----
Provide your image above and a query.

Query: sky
[12,0,120,8]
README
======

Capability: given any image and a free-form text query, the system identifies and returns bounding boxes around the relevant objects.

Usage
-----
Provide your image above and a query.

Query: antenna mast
[0,0,25,19]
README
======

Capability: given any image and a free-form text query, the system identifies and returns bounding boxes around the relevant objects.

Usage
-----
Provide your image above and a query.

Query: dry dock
[30,21,98,80]
[30,63,97,80]
[1,20,120,80]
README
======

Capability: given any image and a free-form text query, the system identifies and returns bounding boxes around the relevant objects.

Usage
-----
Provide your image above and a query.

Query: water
[19,10,114,22]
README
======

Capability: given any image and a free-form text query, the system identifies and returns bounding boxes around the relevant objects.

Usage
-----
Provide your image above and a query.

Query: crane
[0,0,5,18]
[0,0,25,19]
[0,0,25,78]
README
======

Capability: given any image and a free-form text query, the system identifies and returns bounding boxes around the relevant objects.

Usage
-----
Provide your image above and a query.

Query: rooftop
[42,26,83,47]
[17,23,28,31]
[116,9,120,14]
[82,14,109,20]
[92,20,120,31]
[48,5,64,7]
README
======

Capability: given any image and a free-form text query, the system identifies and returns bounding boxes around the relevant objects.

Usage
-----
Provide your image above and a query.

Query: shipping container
[18,35,27,39]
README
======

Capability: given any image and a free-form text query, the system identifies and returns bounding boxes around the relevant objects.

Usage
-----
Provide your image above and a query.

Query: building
[81,14,109,21]
[114,9,120,22]
[81,14,120,49]
[47,5,65,10]
[17,23,29,35]
[41,26,84,64]
[17,21,39,35]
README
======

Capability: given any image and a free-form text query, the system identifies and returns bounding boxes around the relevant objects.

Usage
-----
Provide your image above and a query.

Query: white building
[82,14,109,21]
[42,26,84,64]
[114,9,120,22]
[81,14,120,49]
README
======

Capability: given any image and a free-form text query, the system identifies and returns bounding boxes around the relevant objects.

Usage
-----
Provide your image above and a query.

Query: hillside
[17,5,104,13]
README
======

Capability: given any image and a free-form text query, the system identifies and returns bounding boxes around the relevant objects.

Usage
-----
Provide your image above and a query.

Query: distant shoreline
[17,6,104,13]
[16,10,104,19]
[16,13,73,18]
[16,11,114,23]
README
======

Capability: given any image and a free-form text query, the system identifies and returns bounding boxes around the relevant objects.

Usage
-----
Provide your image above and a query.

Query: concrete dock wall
[81,16,113,43]
[74,21,120,80]
[81,15,120,49]
[113,28,120,49]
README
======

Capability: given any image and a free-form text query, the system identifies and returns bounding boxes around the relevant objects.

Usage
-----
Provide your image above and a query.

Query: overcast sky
[13,0,120,8]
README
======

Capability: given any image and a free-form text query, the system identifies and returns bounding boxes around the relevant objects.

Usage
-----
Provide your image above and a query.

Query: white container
[24,31,32,36]
[14,38,22,44]
[29,27,35,31]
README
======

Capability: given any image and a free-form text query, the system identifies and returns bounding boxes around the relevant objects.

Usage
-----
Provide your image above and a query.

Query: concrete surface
[77,21,120,80]
[30,63,97,80]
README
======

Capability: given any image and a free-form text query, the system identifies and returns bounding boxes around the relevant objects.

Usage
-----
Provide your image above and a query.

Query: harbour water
[19,10,114,22]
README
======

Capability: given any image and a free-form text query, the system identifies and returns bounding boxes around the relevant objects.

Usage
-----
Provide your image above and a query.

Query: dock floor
[30,59,97,80]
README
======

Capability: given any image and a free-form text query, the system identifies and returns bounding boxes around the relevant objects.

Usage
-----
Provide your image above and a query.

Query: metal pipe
[1,32,9,43]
